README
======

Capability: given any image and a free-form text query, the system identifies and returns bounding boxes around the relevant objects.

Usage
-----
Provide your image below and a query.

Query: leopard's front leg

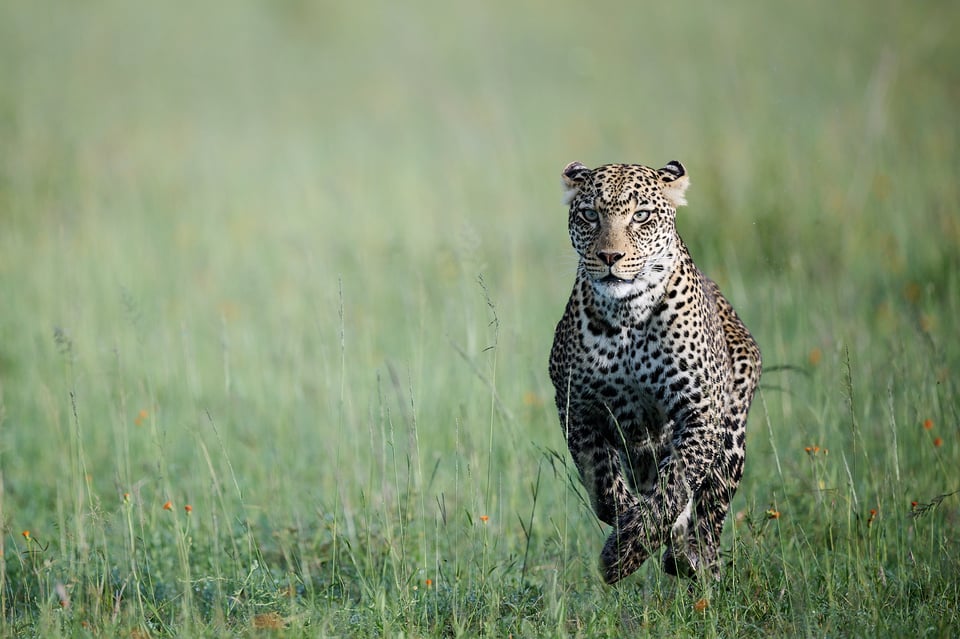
[600,405,723,584]
[560,406,639,527]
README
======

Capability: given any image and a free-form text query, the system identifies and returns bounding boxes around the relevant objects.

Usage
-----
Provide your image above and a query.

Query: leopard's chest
[550,263,720,441]
[566,320,677,436]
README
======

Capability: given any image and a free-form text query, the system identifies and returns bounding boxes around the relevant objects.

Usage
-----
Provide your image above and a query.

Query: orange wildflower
[479,515,489,523]
[693,598,709,613]
[808,347,822,367]
[425,579,433,588]
[867,508,878,526]
[184,504,193,514]
[766,509,781,520]
[923,419,934,430]
[21,530,30,540]
[134,409,149,426]
[163,501,173,511]
[933,437,943,447]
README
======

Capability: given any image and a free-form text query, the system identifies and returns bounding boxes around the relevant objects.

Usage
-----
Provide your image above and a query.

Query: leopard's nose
[596,250,625,266]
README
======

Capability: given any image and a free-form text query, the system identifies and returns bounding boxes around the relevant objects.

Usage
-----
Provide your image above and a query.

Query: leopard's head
[561,161,690,299]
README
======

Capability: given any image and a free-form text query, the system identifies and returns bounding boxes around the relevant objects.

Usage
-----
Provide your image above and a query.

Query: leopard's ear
[657,160,690,207]
[561,161,590,205]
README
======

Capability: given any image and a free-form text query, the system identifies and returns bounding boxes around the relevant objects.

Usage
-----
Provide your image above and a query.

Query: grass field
[1,1,959,636]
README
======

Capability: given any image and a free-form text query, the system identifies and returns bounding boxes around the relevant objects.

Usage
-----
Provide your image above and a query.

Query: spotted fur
[549,161,761,584]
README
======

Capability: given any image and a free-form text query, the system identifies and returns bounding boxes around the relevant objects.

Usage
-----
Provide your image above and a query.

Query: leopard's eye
[633,207,653,224]
[578,208,599,224]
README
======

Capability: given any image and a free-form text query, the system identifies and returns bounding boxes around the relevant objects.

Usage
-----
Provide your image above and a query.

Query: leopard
[549,159,761,584]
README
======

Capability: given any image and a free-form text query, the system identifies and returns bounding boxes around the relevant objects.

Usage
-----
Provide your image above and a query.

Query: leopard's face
[562,162,690,299]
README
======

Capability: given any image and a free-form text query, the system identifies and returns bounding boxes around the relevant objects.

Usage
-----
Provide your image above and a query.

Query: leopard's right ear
[561,161,590,205]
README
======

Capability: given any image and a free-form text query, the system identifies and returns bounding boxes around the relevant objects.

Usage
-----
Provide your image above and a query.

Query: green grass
[1,0,959,636]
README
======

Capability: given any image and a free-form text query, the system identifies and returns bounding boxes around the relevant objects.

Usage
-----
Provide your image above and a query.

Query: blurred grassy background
[1,0,958,635]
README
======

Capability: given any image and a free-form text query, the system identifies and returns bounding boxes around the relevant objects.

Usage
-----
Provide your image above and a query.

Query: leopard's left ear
[657,160,690,207]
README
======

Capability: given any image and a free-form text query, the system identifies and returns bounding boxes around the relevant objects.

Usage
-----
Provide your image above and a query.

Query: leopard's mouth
[599,273,634,284]
[596,269,636,284]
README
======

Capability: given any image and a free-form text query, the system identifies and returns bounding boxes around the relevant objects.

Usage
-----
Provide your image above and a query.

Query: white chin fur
[592,278,641,300]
